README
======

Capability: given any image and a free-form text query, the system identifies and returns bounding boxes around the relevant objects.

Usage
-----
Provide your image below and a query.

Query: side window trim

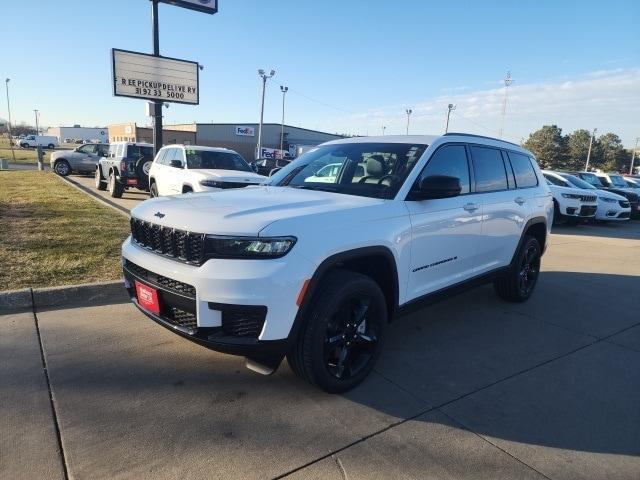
[505,150,540,189]
[501,150,516,189]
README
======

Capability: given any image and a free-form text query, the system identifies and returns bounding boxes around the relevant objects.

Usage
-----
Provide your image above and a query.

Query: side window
[155,149,167,165]
[508,152,538,188]
[418,145,470,194]
[108,145,117,158]
[115,144,124,158]
[97,145,109,157]
[470,146,508,192]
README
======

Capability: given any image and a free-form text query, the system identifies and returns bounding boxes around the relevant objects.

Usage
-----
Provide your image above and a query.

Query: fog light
[566,207,577,215]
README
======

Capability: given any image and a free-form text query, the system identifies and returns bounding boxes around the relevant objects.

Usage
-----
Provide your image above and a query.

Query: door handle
[514,197,526,205]
[463,202,479,212]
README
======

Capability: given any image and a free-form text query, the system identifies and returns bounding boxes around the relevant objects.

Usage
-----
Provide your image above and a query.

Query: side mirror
[169,159,184,169]
[411,175,461,200]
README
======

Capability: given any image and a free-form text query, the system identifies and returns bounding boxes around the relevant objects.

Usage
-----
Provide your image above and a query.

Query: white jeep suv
[122,134,553,392]
[542,171,598,224]
[148,145,266,197]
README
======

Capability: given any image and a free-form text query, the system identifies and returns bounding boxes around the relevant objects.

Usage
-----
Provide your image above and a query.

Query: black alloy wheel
[287,269,387,393]
[324,295,379,380]
[518,242,540,297]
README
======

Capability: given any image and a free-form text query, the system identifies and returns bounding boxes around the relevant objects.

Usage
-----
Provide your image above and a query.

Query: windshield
[559,173,596,189]
[186,150,252,172]
[580,172,606,187]
[269,142,428,199]
[625,179,640,188]
[608,174,629,188]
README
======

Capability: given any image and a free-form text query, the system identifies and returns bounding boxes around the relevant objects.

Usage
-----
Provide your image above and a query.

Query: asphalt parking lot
[2,218,640,479]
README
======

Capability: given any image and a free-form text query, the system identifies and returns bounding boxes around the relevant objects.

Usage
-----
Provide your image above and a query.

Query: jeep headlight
[561,193,582,199]
[600,197,617,203]
[204,236,296,259]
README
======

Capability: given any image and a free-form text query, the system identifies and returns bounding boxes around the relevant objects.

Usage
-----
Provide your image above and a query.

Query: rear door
[406,144,483,299]
[470,145,528,274]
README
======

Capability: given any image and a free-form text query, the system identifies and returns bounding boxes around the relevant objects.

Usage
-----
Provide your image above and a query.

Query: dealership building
[107,122,343,160]
[46,126,108,143]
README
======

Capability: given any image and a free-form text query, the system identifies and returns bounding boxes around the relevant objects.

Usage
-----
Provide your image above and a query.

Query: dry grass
[0,171,130,290]
[0,137,53,164]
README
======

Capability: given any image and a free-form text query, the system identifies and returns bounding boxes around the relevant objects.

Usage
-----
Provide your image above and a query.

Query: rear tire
[494,235,541,303]
[286,269,386,393]
[108,171,124,198]
[54,160,71,176]
[47,143,55,149]
[95,167,107,190]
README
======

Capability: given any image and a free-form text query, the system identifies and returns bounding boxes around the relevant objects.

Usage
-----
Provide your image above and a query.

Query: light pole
[4,78,16,162]
[381,125,386,136]
[405,109,412,135]
[256,69,275,160]
[280,85,288,155]
[445,103,456,133]
[33,109,39,136]
[585,127,597,172]
[630,137,639,175]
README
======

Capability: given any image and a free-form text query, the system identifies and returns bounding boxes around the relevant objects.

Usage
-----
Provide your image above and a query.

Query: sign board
[112,48,199,105]
[235,126,255,137]
[159,0,218,14]
[259,147,289,160]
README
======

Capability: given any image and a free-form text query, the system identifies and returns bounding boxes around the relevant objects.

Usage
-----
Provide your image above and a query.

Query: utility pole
[405,109,412,135]
[445,103,456,133]
[585,127,597,171]
[33,109,39,136]
[151,0,163,156]
[630,137,639,174]
[499,70,513,139]
[256,69,275,159]
[280,85,288,154]
[4,78,16,162]
[381,125,386,136]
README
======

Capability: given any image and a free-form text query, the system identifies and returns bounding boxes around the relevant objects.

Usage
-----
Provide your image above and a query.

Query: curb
[0,280,128,314]
[56,174,130,218]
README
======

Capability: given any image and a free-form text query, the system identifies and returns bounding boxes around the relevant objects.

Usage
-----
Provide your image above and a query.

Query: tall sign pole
[151,0,163,156]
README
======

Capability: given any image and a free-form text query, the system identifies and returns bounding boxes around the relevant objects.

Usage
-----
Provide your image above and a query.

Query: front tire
[287,270,386,393]
[494,235,541,303]
[108,171,124,198]
[47,143,55,149]
[95,167,107,190]
[54,160,71,176]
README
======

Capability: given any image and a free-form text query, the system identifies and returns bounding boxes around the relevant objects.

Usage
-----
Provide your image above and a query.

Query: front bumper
[121,236,315,354]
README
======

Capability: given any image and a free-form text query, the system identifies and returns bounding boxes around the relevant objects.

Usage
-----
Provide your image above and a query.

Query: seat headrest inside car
[366,155,386,178]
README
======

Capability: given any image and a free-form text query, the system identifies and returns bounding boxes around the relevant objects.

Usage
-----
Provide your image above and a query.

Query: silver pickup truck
[50,143,110,176]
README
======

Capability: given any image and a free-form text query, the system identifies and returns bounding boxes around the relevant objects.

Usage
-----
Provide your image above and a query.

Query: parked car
[251,157,291,176]
[95,141,154,198]
[148,145,266,197]
[122,133,553,392]
[543,170,630,222]
[50,143,110,176]
[16,135,59,149]
[567,171,640,217]
[542,172,598,224]
[622,177,640,191]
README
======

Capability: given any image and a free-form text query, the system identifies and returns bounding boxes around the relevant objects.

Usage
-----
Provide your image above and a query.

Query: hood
[129,186,383,236]
[188,169,266,183]
[548,184,592,197]
[596,189,627,201]
[606,187,639,201]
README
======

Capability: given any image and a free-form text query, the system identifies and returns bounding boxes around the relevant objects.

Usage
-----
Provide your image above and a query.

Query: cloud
[326,69,640,147]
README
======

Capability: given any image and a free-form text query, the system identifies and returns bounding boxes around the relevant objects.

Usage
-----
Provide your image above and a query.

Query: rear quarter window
[508,152,538,188]
[470,146,508,192]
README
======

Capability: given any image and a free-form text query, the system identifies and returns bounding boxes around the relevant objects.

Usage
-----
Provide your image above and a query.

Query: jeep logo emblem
[154,212,165,219]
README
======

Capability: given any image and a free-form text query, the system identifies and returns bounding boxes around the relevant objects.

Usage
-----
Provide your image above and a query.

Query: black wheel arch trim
[286,246,399,348]
[511,216,548,265]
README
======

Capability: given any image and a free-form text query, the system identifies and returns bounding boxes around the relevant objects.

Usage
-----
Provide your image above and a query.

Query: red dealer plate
[135,281,160,315]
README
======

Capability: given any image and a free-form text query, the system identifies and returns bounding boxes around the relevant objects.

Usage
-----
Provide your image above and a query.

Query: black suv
[95,142,155,198]
[251,157,292,176]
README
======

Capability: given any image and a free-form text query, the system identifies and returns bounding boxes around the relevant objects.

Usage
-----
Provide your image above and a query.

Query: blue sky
[1,0,639,145]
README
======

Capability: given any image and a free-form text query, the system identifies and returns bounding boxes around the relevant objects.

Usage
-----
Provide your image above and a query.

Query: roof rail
[443,132,520,148]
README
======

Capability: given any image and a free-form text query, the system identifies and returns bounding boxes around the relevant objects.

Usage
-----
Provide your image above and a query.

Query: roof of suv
[160,144,233,153]
[323,133,526,151]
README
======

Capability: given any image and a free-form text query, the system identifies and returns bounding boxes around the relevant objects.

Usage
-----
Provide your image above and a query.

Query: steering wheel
[377,174,395,185]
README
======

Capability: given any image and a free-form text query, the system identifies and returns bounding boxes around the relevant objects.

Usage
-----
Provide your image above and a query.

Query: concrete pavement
[1,222,639,479]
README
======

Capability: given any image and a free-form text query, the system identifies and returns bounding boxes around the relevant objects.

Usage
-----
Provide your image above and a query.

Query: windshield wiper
[291,184,340,192]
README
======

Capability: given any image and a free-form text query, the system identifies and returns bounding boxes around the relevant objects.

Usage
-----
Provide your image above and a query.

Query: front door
[406,144,483,300]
